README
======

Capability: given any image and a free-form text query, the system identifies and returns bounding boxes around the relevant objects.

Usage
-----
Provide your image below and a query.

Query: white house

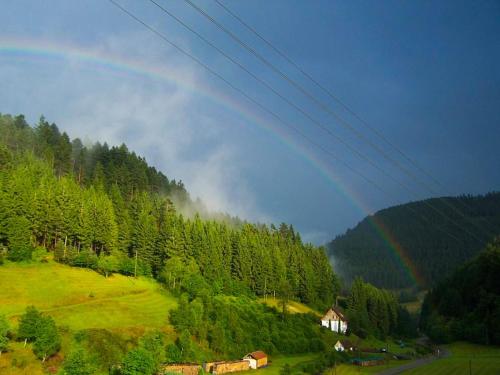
[334,339,355,352]
[321,306,348,334]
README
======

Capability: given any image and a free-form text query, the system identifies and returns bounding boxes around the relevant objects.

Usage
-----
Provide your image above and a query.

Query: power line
[214,0,440,187]
[107,0,471,247]
[153,0,488,244]
[212,0,500,239]
[183,0,495,241]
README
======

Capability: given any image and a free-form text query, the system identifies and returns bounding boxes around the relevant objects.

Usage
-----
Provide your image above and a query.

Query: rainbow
[0,36,422,286]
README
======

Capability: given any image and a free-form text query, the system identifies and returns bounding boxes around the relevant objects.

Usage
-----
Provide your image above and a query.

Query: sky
[1,0,499,244]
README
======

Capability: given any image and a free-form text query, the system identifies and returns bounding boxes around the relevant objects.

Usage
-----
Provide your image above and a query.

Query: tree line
[420,239,500,345]
[0,113,339,310]
[345,278,416,339]
[327,194,500,289]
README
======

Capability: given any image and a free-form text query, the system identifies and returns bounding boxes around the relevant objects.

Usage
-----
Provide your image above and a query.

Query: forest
[327,194,500,289]
[0,113,338,309]
[420,239,500,345]
[0,113,417,374]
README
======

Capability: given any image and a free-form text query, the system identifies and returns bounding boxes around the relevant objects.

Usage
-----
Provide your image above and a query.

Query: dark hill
[327,193,500,289]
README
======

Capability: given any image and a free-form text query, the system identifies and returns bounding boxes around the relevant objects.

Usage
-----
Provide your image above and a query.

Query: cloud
[301,230,331,245]
[0,31,272,223]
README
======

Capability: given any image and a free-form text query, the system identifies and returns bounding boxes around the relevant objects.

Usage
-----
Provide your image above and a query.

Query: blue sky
[1,0,499,244]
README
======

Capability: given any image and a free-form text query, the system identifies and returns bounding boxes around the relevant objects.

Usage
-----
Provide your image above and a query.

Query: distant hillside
[420,240,500,345]
[327,193,500,289]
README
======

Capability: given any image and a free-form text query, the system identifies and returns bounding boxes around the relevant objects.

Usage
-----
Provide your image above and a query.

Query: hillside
[0,261,176,331]
[0,260,177,374]
[420,240,500,345]
[327,193,500,289]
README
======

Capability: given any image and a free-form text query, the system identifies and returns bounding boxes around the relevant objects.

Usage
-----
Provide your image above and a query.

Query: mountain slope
[327,193,500,289]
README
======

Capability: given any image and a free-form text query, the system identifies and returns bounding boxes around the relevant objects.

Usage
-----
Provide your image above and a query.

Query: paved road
[377,347,450,375]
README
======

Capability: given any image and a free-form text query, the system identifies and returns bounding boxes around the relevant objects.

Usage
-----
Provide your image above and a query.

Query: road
[377,346,450,375]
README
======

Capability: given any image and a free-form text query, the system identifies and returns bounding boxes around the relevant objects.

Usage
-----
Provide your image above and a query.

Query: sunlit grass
[0,261,177,330]
[258,298,321,316]
[405,342,500,375]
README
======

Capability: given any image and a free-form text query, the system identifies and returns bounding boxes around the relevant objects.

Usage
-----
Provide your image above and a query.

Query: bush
[70,250,98,269]
[121,348,156,375]
[32,247,49,263]
[61,348,96,375]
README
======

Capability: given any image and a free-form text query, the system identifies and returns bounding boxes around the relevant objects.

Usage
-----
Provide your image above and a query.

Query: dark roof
[341,339,354,347]
[246,351,267,360]
[332,306,346,321]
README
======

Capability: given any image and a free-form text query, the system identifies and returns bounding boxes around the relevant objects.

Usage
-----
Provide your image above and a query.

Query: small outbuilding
[334,339,355,352]
[159,363,201,375]
[243,351,268,369]
[321,306,348,334]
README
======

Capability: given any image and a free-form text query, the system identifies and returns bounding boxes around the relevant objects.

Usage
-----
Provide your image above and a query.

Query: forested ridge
[420,239,500,345]
[327,194,500,289]
[0,113,337,308]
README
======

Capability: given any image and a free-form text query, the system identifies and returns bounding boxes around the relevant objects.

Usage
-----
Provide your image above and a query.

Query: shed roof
[245,351,267,360]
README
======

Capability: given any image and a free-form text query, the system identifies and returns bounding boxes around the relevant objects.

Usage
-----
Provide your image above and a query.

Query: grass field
[0,261,177,331]
[404,342,500,375]
[333,359,412,375]
[256,353,318,375]
[401,291,426,315]
[0,261,178,374]
[259,298,321,316]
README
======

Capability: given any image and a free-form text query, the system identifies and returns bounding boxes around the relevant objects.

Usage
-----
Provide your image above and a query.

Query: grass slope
[256,354,318,375]
[258,298,321,316]
[0,261,177,331]
[405,342,500,375]
[0,261,178,374]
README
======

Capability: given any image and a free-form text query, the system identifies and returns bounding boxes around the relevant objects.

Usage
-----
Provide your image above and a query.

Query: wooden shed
[213,360,250,374]
[159,363,201,375]
[243,351,268,369]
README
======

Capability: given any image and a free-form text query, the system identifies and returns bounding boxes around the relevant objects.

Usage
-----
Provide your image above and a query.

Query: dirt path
[377,347,450,375]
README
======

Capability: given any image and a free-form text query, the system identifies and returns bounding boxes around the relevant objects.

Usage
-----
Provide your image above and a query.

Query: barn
[243,351,268,369]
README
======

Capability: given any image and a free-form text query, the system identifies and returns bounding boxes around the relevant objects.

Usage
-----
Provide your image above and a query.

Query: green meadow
[0,261,177,331]
[0,261,177,374]
[405,342,500,375]
[256,354,318,375]
[258,298,321,316]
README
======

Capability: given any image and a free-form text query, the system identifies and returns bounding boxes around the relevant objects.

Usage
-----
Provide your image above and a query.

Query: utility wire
[212,0,500,239]
[107,0,468,246]
[151,0,487,244]
[187,0,496,241]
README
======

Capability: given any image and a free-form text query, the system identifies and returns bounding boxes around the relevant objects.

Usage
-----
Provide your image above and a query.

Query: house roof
[321,306,348,322]
[332,307,346,321]
[245,351,267,360]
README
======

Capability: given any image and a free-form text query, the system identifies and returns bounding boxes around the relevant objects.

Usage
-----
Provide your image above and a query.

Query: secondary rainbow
[0,37,422,286]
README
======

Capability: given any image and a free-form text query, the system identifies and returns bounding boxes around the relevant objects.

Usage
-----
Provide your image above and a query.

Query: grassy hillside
[327,193,500,289]
[0,261,177,374]
[258,298,321,316]
[0,261,177,331]
[405,342,500,375]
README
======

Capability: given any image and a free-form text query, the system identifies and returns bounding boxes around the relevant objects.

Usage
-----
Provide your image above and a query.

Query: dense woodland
[345,278,416,339]
[0,113,338,309]
[420,239,500,345]
[327,194,500,289]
